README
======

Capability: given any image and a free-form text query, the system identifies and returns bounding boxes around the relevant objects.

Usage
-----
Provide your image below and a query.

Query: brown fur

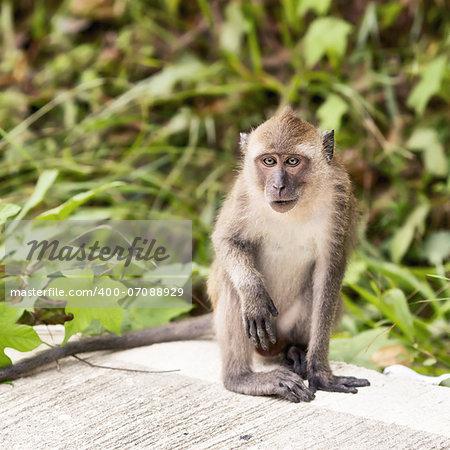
[253,107,320,153]
[208,107,369,402]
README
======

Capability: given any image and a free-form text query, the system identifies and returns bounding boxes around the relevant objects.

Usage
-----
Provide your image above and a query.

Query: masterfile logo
[5,220,192,309]
[25,236,171,267]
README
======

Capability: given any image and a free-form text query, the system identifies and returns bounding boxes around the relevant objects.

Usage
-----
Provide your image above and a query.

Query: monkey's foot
[308,371,370,394]
[225,367,315,403]
[282,345,307,379]
[273,368,315,403]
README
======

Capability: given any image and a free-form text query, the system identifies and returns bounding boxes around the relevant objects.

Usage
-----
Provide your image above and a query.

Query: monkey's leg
[307,255,371,393]
[282,345,307,379]
[215,284,314,403]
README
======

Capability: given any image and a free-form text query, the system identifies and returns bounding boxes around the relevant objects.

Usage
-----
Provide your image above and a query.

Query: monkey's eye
[286,157,300,166]
[263,157,276,166]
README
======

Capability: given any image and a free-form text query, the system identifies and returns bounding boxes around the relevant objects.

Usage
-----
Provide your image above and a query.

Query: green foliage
[0,303,42,366]
[0,203,21,225]
[407,128,448,178]
[0,0,448,376]
[303,17,353,67]
[63,307,122,345]
[121,307,192,333]
[407,56,447,116]
[423,232,450,267]
[382,289,415,341]
[342,255,450,373]
[16,170,59,221]
[390,203,430,263]
[220,3,249,54]
[317,94,348,133]
[36,181,125,220]
[297,0,331,16]
[330,328,399,370]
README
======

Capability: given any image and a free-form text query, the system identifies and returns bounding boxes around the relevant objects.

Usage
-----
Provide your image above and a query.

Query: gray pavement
[1,329,449,449]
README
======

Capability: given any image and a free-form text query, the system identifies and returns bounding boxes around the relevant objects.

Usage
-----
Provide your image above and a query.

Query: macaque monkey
[0,107,370,403]
[207,106,370,402]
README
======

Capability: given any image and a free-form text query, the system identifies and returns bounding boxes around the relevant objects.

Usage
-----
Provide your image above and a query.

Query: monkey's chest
[256,233,316,301]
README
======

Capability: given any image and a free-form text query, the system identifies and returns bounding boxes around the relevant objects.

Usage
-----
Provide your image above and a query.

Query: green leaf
[0,203,21,225]
[145,58,206,98]
[297,0,331,16]
[356,3,378,49]
[63,307,123,345]
[88,278,128,305]
[16,169,59,220]
[0,303,42,367]
[407,56,447,115]
[407,128,447,177]
[364,256,435,300]
[379,2,403,28]
[48,273,127,308]
[121,307,192,332]
[220,2,249,54]
[382,289,415,341]
[303,18,352,67]
[330,327,398,369]
[47,275,93,302]
[344,258,367,285]
[390,203,430,263]
[347,283,379,307]
[422,231,450,266]
[94,58,217,121]
[317,94,348,132]
[54,274,126,343]
[36,181,124,220]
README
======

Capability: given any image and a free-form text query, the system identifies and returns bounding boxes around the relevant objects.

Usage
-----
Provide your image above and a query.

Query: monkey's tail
[0,313,214,383]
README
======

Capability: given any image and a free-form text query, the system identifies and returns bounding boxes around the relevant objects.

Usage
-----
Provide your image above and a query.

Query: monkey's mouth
[273,200,296,205]
[269,199,297,213]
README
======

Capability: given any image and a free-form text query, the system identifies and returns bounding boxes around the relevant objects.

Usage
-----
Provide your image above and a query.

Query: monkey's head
[241,106,335,213]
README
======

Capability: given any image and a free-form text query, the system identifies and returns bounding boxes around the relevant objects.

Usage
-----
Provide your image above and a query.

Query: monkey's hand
[308,370,370,394]
[242,290,278,351]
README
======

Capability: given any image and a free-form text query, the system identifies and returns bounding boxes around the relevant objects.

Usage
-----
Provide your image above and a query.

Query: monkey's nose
[273,184,285,195]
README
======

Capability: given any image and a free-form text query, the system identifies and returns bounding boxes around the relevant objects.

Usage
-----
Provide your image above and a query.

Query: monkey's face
[255,153,310,213]
[243,108,334,214]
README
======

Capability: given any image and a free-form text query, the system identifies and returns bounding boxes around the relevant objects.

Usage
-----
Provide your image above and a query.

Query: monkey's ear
[322,130,334,163]
[240,132,249,151]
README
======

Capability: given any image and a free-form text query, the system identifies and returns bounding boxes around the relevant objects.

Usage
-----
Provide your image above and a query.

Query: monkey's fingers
[281,381,315,402]
[249,320,260,348]
[277,369,315,402]
[318,383,358,394]
[308,374,371,394]
[333,375,370,387]
[309,379,356,394]
[280,391,302,403]
[256,321,269,350]
[263,319,277,345]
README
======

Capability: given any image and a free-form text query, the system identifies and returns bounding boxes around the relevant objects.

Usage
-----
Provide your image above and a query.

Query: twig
[70,354,180,374]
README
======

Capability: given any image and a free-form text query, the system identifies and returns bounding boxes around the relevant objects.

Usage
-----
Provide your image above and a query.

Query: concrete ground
[1,327,449,449]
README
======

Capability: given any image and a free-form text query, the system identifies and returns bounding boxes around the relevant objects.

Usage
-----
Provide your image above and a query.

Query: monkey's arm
[212,233,278,351]
[0,313,213,383]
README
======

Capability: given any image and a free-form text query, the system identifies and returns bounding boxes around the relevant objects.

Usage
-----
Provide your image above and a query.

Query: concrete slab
[1,338,449,449]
